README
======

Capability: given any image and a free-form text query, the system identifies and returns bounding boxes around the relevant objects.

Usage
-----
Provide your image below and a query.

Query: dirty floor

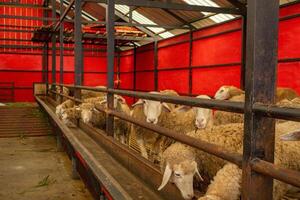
[0,135,93,200]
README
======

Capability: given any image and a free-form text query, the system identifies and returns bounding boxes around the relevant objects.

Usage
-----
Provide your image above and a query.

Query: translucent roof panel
[115,4,174,37]
[182,0,235,23]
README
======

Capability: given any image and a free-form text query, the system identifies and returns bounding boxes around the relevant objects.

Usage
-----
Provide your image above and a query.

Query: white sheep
[276,87,299,102]
[0,103,6,106]
[130,91,172,161]
[81,86,106,100]
[130,92,214,163]
[214,86,244,100]
[158,121,300,200]
[61,106,81,127]
[55,99,75,119]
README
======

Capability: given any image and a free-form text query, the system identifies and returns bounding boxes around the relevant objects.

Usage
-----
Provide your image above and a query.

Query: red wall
[1,2,300,101]
[119,3,300,97]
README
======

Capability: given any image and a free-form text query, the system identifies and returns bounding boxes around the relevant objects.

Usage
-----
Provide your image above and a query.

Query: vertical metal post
[59,0,64,85]
[242,1,279,200]
[59,0,64,103]
[154,40,158,91]
[106,0,115,137]
[188,30,193,95]
[116,48,121,89]
[51,0,56,91]
[42,0,49,85]
[133,44,137,102]
[74,0,83,99]
[45,43,49,94]
[240,16,247,90]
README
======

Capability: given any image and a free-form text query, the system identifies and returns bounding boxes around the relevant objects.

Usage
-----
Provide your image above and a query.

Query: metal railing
[49,83,300,189]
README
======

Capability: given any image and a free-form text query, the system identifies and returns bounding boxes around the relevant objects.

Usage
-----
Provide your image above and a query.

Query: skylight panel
[183,0,235,23]
[114,4,174,37]
[159,32,174,39]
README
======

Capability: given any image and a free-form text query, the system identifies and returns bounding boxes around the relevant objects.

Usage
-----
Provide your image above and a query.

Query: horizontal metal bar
[251,158,300,188]
[50,88,300,188]
[83,33,154,41]
[107,107,243,166]
[0,28,35,33]
[0,15,56,21]
[253,103,300,122]
[54,0,75,31]
[76,20,190,29]
[50,88,243,166]
[88,0,242,15]
[0,2,50,9]
[54,84,300,122]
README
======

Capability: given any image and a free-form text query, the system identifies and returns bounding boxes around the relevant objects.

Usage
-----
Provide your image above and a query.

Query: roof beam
[226,0,246,13]
[98,3,159,38]
[54,0,75,31]
[88,0,243,15]
[162,9,197,30]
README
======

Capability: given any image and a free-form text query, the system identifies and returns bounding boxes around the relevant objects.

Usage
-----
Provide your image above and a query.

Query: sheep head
[176,95,213,129]
[158,160,202,200]
[132,92,171,124]
[281,129,300,141]
[214,86,244,100]
[81,103,94,124]
[214,86,231,100]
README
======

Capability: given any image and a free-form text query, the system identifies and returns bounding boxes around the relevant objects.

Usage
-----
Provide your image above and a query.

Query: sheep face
[194,107,212,129]
[81,108,93,124]
[194,95,213,129]
[55,104,62,116]
[214,86,230,100]
[281,129,300,141]
[61,111,74,127]
[158,161,202,200]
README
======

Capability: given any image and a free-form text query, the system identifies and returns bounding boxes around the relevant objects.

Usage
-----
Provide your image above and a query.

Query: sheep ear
[99,99,107,105]
[193,161,204,181]
[132,99,144,107]
[158,164,172,191]
[116,95,126,104]
[162,103,171,112]
[281,130,300,141]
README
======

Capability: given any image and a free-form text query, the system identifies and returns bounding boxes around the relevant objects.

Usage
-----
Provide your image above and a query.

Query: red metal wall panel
[158,70,189,94]
[192,30,242,66]
[158,42,190,69]
[192,66,241,96]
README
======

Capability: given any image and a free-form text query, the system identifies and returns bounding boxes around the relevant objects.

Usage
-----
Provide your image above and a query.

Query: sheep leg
[198,163,242,200]
[136,138,148,159]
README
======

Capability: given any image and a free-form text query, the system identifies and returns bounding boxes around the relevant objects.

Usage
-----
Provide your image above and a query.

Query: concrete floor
[0,135,93,200]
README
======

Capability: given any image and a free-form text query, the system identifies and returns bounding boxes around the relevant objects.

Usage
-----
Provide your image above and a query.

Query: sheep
[81,95,131,144]
[81,86,106,100]
[61,106,81,127]
[214,86,244,100]
[56,86,70,103]
[281,129,300,141]
[159,89,180,110]
[276,87,299,102]
[130,91,172,161]
[0,103,6,106]
[214,85,299,102]
[130,93,214,163]
[214,97,300,126]
[55,99,75,119]
[158,121,300,200]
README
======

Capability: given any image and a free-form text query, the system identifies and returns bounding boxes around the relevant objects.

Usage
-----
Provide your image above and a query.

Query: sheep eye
[174,173,181,178]
[220,89,224,92]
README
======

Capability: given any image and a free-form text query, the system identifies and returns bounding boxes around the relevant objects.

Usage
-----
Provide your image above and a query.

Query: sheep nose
[147,118,156,124]
[186,194,194,199]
